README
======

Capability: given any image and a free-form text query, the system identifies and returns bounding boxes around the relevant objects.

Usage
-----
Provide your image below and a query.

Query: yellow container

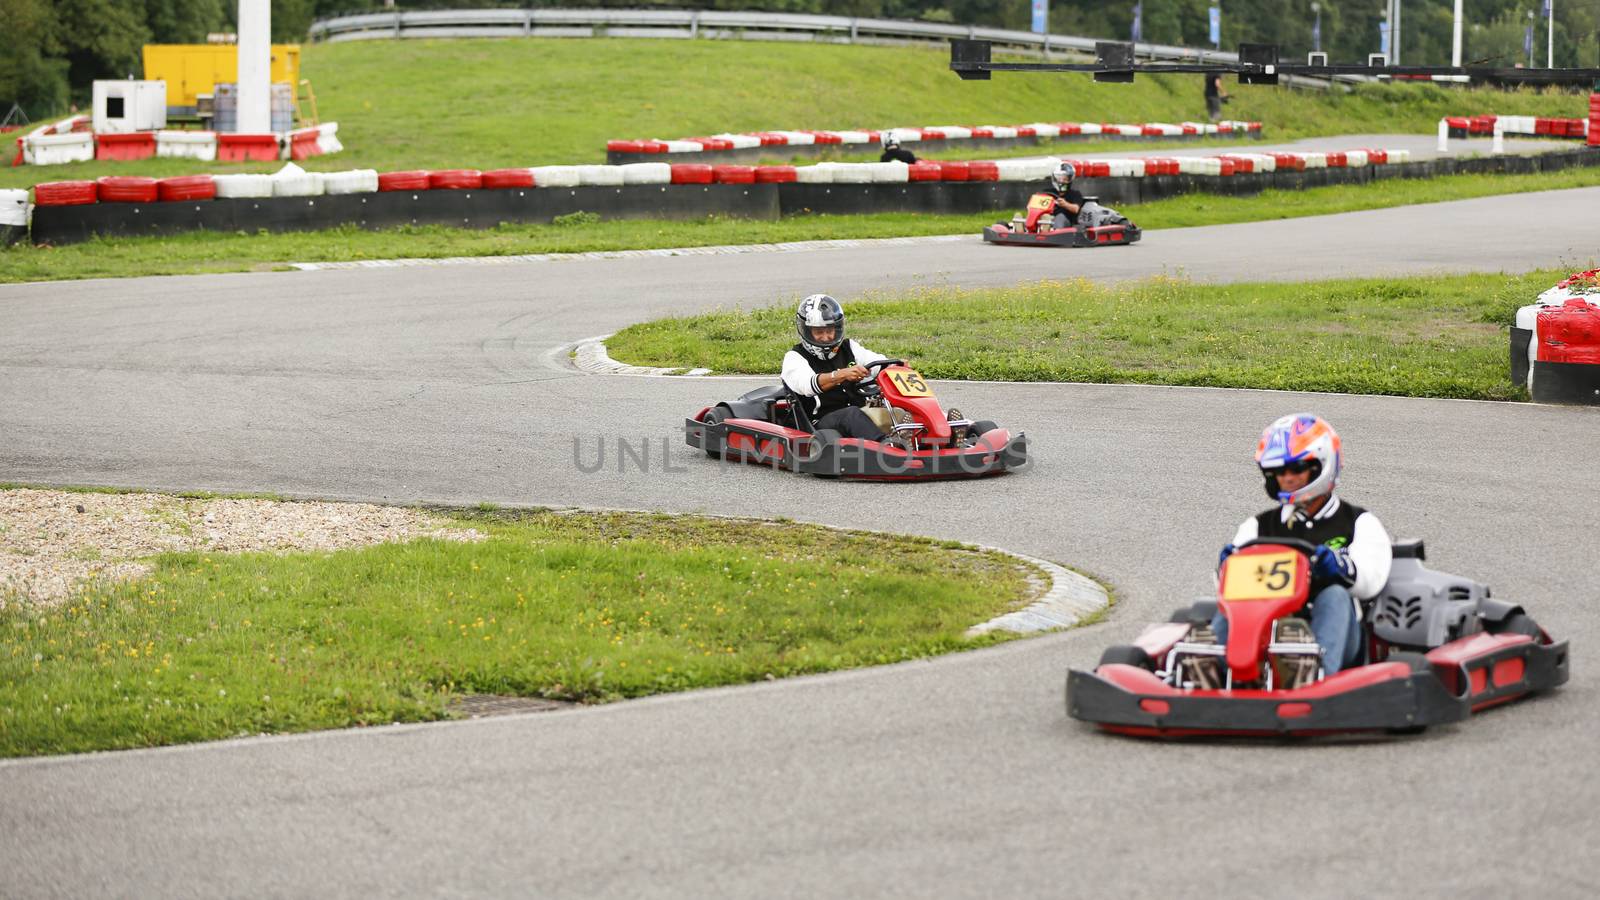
[142,44,302,109]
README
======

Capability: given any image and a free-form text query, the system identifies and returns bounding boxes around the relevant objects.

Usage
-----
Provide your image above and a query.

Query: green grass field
[2,37,1589,192]
[0,505,1042,757]
[5,164,1596,284]
[606,269,1573,401]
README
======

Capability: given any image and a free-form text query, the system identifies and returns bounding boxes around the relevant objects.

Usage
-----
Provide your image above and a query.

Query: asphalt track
[2,188,1599,898]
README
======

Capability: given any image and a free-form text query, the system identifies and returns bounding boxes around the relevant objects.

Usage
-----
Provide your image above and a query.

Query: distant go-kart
[983,193,1142,248]
[1067,538,1568,738]
[684,358,1028,480]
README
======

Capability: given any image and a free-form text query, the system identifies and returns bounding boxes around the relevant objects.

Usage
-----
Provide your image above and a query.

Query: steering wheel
[854,358,904,398]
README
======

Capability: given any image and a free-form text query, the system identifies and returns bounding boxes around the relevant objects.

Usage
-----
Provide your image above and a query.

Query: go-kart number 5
[1220,551,1301,601]
[886,367,933,397]
[1027,194,1055,211]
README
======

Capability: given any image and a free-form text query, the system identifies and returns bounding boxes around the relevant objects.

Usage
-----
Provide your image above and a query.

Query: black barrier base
[1,223,23,248]
[1510,327,1533,387]
[31,184,780,246]
[28,147,1600,246]
[1531,360,1600,404]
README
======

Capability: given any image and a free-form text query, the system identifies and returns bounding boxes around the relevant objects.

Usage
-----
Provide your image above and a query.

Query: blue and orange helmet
[1255,413,1342,506]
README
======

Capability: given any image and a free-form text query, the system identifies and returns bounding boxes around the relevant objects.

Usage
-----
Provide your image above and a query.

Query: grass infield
[5,167,1599,284]
[607,269,1577,401]
[0,507,1040,757]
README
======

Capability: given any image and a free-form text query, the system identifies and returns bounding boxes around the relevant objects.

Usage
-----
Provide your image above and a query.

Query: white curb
[573,334,711,376]
[967,549,1110,636]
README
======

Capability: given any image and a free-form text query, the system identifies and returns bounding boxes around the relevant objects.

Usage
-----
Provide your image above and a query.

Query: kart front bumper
[1066,661,1470,738]
[982,223,1140,247]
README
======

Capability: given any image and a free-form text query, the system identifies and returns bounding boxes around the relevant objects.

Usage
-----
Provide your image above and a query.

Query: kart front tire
[1169,599,1219,625]
[967,420,999,440]
[703,406,730,458]
[1487,612,1543,640]
[1097,645,1155,671]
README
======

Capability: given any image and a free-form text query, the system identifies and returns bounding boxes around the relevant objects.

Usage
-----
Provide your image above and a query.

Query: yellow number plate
[1220,551,1300,602]
[886,367,934,398]
[1027,194,1055,211]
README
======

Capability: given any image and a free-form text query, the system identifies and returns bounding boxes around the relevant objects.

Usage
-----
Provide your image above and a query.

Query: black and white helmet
[795,293,846,357]
[884,136,901,151]
[1050,161,1076,191]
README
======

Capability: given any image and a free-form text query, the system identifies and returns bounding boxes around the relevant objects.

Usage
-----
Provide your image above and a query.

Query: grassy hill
[1,37,1590,191]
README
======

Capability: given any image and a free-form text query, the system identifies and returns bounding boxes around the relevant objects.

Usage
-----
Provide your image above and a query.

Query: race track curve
[2,188,1598,898]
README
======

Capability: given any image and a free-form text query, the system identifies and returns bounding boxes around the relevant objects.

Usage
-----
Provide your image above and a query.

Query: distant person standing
[1205,73,1229,122]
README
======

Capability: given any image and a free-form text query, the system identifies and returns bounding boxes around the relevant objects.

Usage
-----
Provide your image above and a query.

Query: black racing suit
[880,146,918,164]
[1040,180,1086,229]
[782,341,883,440]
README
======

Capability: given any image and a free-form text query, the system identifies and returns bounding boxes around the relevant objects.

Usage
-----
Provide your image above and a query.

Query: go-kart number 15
[1220,551,1300,601]
[886,367,933,397]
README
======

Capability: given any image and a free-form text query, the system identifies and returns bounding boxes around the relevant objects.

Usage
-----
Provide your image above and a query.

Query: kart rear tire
[703,406,730,458]
[1486,613,1543,640]
[1097,644,1155,671]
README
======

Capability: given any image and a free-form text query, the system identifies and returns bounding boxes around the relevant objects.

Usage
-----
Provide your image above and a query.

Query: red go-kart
[1067,538,1568,738]
[684,358,1028,480]
[983,193,1141,248]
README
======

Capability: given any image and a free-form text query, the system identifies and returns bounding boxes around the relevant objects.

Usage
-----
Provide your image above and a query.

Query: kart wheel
[967,420,998,440]
[1169,599,1219,625]
[1486,613,1543,640]
[1097,644,1155,671]
[703,406,730,458]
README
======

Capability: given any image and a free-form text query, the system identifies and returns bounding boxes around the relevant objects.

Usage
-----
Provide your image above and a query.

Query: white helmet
[795,294,846,358]
[1050,161,1076,191]
[1255,413,1342,507]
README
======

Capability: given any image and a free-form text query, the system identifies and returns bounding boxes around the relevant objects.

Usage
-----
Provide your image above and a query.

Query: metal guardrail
[308,8,1241,68]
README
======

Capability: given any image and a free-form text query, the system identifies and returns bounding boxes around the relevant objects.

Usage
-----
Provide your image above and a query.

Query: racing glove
[1311,544,1357,587]
[1217,543,1236,570]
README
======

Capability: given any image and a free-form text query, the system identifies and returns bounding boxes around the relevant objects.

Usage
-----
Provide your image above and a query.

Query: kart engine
[1163,619,1323,690]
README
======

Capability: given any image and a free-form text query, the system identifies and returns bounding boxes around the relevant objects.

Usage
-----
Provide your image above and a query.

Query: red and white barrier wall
[1441,114,1590,140]
[606,120,1264,157]
[1513,269,1600,404]
[13,122,343,167]
[24,146,1410,214]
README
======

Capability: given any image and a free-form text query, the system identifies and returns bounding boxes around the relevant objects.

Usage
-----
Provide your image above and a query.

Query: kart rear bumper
[1066,661,1470,737]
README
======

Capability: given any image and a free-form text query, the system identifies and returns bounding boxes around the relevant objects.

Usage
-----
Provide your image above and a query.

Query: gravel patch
[0,488,483,608]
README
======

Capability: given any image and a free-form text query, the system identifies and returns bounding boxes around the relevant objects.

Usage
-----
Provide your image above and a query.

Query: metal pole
[1452,0,1463,67]
[1547,0,1554,68]
[1394,0,1402,65]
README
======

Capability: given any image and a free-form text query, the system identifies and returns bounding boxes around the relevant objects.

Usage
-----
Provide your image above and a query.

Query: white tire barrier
[869,161,909,183]
[620,162,672,185]
[316,122,343,155]
[0,189,29,226]
[530,165,580,187]
[793,165,834,184]
[833,131,874,144]
[770,131,816,146]
[322,169,379,194]
[575,164,625,186]
[711,133,763,150]
[271,162,325,197]
[213,173,275,198]
[26,132,94,166]
[822,163,873,184]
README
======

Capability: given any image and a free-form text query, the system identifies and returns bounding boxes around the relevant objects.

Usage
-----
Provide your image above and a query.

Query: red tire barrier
[607,140,643,153]
[157,175,216,201]
[970,128,994,139]
[637,140,669,153]
[804,131,842,145]
[95,132,156,161]
[33,181,97,207]
[1016,127,1037,137]
[1182,124,1199,135]
[428,169,482,190]
[1057,123,1082,135]
[750,132,787,146]
[670,164,713,184]
[1366,149,1389,164]
[966,161,999,182]
[216,133,280,162]
[95,176,159,203]
[937,160,970,181]
[378,170,430,191]
[1271,153,1306,172]
[481,168,534,189]
[907,161,943,182]
[754,166,797,184]
[711,165,755,184]
[920,129,946,140]
[1325,151,1347,167]
[685,137,734,151]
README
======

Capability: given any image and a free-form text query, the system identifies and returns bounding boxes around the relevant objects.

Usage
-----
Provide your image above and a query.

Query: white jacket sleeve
[850,340,888,367]
[1230,516,1259,548]
[1348,511,1393,600]
[782,350,819,397]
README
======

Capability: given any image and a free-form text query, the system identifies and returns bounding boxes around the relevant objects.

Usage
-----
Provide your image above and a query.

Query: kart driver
[880,136,917,164]
[781,294,890,441]
[1210,414,1394,677]
[1041,161,1085,229]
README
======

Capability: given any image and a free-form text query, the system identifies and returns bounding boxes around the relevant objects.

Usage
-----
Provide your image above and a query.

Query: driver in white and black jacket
[780,294,889,441]
[1213,414,1393,675]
